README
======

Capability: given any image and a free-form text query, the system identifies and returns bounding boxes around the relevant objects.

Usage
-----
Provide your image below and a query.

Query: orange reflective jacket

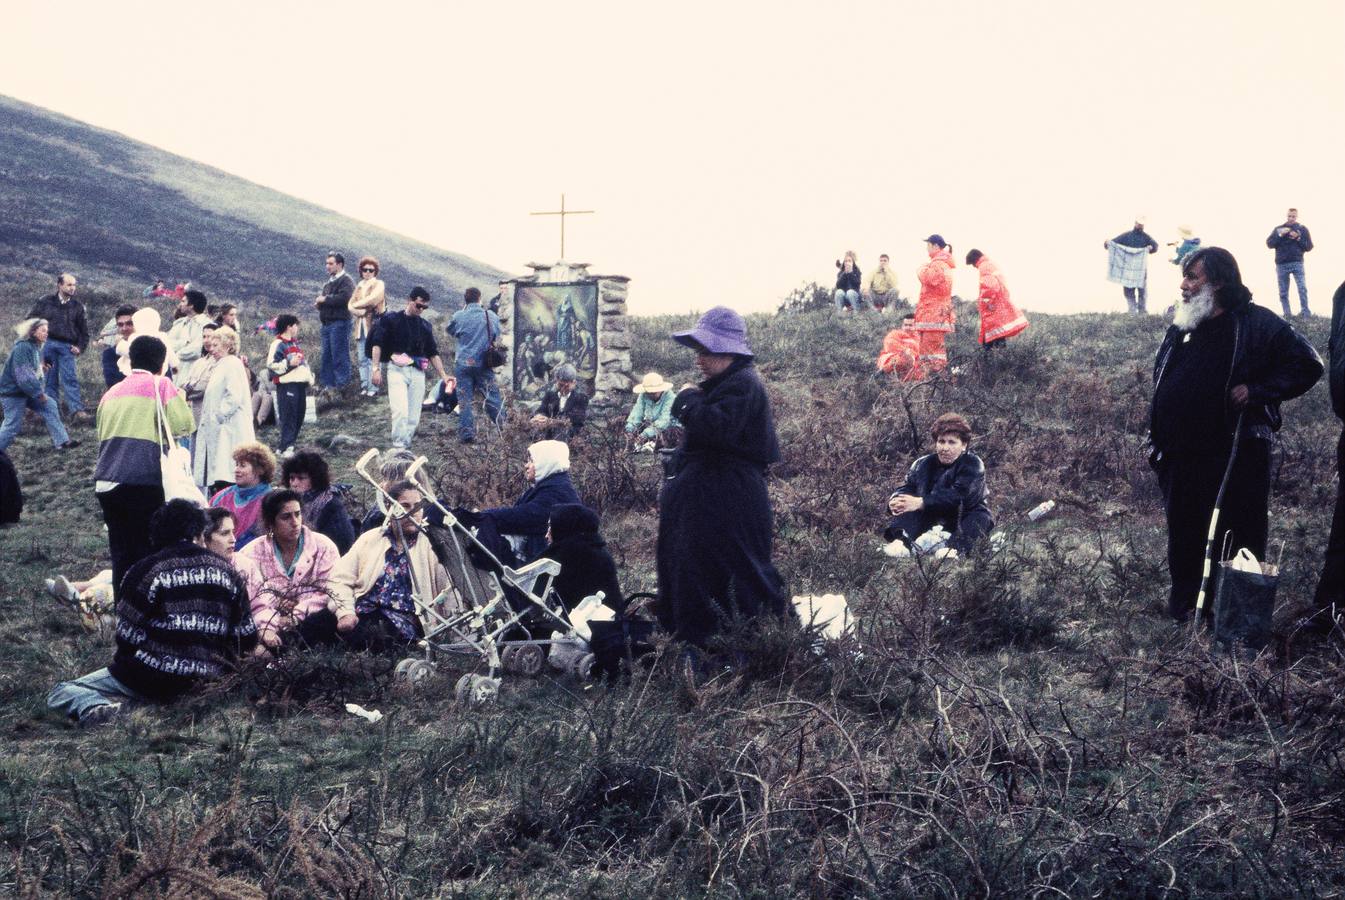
[876,328,921,378]
[973,257,1028,344]
[915,248,955,333]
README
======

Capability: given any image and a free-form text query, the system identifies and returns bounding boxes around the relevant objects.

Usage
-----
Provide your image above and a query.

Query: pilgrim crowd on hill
[1,230,1341,725]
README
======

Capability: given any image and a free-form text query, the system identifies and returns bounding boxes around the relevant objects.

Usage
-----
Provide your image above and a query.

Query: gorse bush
[0,292,1339,896]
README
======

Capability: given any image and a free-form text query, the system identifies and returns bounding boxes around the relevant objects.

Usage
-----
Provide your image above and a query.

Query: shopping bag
[1211,545,1278,651]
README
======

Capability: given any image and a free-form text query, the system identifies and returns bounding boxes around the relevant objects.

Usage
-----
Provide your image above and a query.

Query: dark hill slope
[0,94,503,309]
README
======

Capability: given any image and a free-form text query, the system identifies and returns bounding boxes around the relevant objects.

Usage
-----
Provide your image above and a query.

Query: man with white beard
[1147,247,1322,621]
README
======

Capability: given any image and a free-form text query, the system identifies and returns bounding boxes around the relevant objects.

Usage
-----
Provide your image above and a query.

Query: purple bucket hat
[671,306,753,357]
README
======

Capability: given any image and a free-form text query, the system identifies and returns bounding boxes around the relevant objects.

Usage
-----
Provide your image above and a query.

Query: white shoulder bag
[155,376,207,506]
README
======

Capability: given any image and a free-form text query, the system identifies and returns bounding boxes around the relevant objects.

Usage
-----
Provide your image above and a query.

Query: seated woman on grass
[882,413,994,559]
[234,489,340,652]
[209,442,276,550]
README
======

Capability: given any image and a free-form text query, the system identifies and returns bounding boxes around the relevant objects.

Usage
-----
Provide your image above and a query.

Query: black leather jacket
[1150,295,1323,450]
[890,451,991,520]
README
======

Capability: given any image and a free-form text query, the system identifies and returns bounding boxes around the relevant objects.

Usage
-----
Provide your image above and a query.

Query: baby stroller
[352,449,601,704]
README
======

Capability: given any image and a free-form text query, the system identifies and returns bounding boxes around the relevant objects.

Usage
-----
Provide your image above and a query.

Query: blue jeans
[833,288,863,311]
[319,320,352,388]
[1276,262,1308,314]
[454,363,504,440]
[0,393,70,452]
[1123,283,1147,314]
[43,339,84,414]
[386,363,426,448]
[47,666,149,722]
[358,334,381,393]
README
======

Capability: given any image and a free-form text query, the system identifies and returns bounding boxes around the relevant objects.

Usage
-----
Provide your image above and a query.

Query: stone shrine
[496,261,633,408]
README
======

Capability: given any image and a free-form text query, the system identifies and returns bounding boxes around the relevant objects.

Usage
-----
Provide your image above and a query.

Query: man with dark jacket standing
[1266,207,1314,318]
[367,286,455,449]
[1308,280,1345,633]
[313,251,356,391]
[1104,219,1159,314]
[1148,247,1323,621]
[28,273,90,422]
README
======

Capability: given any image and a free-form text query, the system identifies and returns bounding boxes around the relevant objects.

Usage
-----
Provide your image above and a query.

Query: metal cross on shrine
[530,193,594,259]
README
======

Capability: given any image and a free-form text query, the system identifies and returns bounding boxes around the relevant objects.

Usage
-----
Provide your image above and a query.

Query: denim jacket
[446,304,501,368]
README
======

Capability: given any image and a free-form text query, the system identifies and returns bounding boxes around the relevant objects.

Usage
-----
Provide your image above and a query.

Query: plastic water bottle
[1027,500,1056,522]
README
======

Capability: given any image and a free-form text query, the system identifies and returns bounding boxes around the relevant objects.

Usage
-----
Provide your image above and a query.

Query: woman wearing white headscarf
[474,440,582,565]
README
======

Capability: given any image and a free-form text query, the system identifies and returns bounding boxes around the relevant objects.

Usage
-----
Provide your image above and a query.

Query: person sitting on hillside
[833,251,864,312]
[624,371,682,450]
[530,364,590,441]
[314,480,454,654]
[281,449,356,554]
[46,499,257,726]
[882,413,994,559]
[876,314,923,381]
[538,503,624,613]
[209,442,276,549]
[468,440,582,567]
[234,489,340,651]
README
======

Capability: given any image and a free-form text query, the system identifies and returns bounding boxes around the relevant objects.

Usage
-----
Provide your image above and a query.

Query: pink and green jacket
[94,371,194,486]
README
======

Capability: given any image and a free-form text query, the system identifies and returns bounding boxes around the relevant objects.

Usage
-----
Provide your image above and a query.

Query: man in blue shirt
[446,287,505,444]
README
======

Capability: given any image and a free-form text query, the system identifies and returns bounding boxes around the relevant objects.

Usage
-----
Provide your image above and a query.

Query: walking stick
[1192,411,1246,631]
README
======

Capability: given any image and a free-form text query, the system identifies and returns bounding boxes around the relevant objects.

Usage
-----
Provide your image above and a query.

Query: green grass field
[0,294,1340,897]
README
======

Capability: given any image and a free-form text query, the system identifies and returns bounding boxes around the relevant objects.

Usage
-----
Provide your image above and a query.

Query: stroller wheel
[572,652,596,681]
[394,658,417,678]
[404,660,433,683]
[455,673,500,706]
[504,644,545,677]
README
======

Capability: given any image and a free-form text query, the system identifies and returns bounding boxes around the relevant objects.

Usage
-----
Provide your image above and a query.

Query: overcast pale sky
[5,1,1343,316]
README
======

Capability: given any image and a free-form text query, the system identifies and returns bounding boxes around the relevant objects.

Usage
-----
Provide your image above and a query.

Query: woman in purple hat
[655,306,787,647]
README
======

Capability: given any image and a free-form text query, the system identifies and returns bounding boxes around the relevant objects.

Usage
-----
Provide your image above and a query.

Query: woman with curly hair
[883,413,994,559]
[234,489,340,651]
[349,256,387,397]
[280,449,356,554]
[209,442,276,550]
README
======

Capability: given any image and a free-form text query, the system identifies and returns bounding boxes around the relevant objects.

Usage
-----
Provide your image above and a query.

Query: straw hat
[1177,224,1194,238]
[633,372,674,394]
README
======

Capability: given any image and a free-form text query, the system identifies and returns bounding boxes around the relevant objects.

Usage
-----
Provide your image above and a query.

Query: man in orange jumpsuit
[915,234,955,373]
[876,314,922,381]
[966,249,1028,349]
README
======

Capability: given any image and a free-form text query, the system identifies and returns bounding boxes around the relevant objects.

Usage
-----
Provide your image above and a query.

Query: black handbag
[482,309,506,369]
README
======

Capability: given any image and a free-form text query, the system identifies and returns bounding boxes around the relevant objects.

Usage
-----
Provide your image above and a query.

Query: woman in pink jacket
[234,488,340,650]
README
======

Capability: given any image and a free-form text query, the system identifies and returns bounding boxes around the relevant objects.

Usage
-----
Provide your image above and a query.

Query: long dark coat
[655,357,786,646]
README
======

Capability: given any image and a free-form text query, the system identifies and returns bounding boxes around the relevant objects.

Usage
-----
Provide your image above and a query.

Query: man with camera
[1266,207,1314,318]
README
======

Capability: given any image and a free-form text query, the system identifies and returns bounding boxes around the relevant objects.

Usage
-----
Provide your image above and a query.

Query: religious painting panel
[511,282,598,401]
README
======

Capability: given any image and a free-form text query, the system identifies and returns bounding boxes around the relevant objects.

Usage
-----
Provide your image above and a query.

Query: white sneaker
[882,540,911,558]
[281,446,296,459]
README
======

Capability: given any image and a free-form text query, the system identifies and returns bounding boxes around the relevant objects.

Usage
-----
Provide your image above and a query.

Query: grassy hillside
[0,94,504,314]
[0,297,1339,897]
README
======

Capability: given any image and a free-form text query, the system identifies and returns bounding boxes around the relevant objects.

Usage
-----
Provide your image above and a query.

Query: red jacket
[915,248,955,332]
[876,328,921,378]
[973,257,1028,344]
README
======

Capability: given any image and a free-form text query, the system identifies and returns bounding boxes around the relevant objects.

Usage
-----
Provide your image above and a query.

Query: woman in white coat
[194,326,255,492]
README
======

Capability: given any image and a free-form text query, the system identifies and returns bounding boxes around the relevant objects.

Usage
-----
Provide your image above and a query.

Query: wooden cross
[530,193,594,260]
